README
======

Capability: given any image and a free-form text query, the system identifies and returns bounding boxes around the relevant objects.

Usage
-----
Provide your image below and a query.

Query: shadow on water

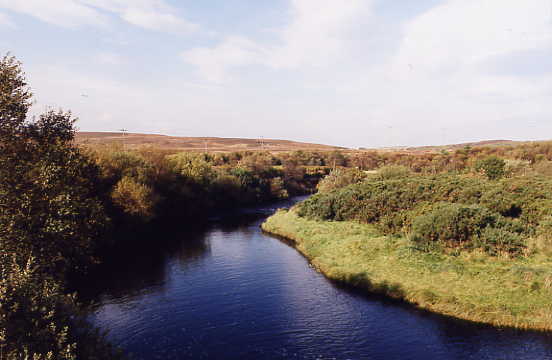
[74,226,211,304]
[75,198,296,305]
[77,195,552,360]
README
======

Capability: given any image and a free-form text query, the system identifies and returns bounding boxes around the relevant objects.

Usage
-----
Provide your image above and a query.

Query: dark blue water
[82,197,552,359]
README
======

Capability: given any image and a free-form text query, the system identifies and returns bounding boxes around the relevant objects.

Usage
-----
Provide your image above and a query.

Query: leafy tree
[168,152,216,185]
[111,176,157,220]
[0,254,124,360]
[0,55,106,277]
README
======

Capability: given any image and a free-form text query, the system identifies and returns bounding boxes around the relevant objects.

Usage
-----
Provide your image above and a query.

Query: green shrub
[372,165,411,181]
[296,193,336,220]
[317,168,366,193]
[111,176,158,220]
[528,216,552,255]
[475,227,525,257]
[475,156,506,180]
[167,152,216,185]
[93,147,154,186]
[411,203,499,245]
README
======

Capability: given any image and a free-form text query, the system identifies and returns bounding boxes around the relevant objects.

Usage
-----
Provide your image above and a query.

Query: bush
[317,168,366,193]
[475,156,506,180]
[93,147,155,186]
[475,227,525,257]
[411,203,499,245]
[167,152,216,185]
[528,217,552,256]
[111,176,158,220]
[372,165,411,181]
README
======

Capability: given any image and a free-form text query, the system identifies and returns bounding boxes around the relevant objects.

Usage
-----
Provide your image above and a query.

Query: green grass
[262,209,552,331]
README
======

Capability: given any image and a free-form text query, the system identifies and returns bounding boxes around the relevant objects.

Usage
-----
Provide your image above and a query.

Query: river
[80,197,552,359]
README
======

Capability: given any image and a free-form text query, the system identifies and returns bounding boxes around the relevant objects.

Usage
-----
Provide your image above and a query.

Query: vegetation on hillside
[262,150,552,329]
[297,169,552,256]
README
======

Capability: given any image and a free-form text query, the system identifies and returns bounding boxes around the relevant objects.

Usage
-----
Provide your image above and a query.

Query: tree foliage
[0,254,124,360]
[0,54,120,359]
[0,55,106,277]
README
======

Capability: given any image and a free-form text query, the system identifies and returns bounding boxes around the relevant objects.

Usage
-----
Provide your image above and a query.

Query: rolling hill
[75,132,345,152]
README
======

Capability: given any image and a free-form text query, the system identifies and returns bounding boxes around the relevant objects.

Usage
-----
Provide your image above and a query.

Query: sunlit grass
[262,209,552,331]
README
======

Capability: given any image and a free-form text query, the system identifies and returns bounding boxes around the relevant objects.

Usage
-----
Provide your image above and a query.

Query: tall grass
[262,210,552,330]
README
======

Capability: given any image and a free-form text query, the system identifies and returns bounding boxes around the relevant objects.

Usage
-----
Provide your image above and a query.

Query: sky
[1,0,551,148]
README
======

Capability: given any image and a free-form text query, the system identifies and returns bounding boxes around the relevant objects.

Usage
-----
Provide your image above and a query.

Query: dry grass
[75,132,344,152]
[262,210,552,331]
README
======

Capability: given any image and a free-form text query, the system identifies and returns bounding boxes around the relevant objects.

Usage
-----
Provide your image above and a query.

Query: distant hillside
[75,132,345,152]
[359,140,521,154]
[404,140,519,153]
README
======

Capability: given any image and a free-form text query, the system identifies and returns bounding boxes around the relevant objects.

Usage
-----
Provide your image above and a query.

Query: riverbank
[262,209,552,331]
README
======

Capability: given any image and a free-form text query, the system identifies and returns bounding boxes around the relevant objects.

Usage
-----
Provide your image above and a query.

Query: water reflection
[79,228,211,304]
[80,197,552,360]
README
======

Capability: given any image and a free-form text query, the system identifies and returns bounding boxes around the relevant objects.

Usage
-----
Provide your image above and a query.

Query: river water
[81,197,552,359]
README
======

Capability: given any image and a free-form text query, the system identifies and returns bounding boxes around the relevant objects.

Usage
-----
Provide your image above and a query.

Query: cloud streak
[181,0,373,82]
[0,0,197,33]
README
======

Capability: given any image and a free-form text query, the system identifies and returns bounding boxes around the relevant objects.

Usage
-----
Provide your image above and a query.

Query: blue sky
[1,0,551,148]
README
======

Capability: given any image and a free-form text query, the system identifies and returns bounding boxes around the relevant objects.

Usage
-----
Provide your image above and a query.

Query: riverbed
[80,197,552,359]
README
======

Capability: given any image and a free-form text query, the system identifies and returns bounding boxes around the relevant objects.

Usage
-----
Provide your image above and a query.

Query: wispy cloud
[120,8,197,34]
[181,0,373,82]
[181,36,266,83]
[0,0,107,28]
[0,0,198,33]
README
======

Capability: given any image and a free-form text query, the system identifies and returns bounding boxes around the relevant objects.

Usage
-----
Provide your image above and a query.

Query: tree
[0,54,123,360]
[0,54,32,139]
[0,55,106,277]
[0,254,125,360]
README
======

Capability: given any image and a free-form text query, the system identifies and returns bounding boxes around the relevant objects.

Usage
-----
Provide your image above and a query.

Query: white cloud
[121,8,197,33]
[267,0,372,69]
[391,0,552,76]
[182,0,373,82]
[0,0,197,33]
[384,0,552,106]
[344,0,552,145]
[0,0,107,28]
[181,36,266,83]
[0,11,15,28]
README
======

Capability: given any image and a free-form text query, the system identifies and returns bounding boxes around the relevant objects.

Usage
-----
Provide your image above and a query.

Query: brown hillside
[75,132,345,152]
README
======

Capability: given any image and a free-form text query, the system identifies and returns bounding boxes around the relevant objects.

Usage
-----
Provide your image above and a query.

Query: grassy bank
[262,210,552,331]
